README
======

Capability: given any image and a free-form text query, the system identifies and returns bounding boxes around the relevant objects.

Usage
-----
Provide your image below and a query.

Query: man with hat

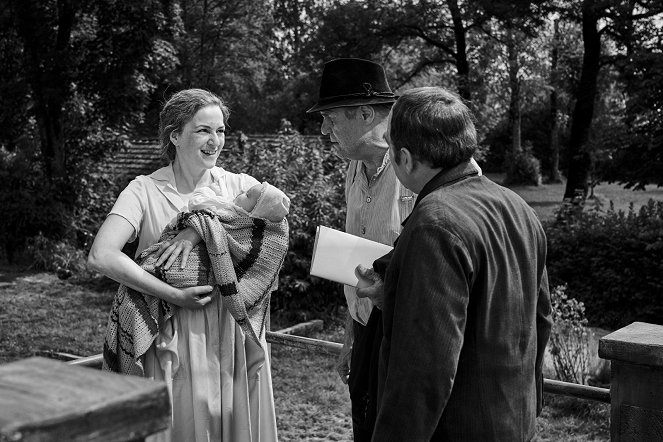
[307,58,480,441]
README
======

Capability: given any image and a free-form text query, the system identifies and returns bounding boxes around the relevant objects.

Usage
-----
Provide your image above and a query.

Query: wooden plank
[599,322,663,367]
[67,354,104,369]
[265,331,342,356]
[0,357,169,442]
[274,319,324,336]
[543,379,610,403]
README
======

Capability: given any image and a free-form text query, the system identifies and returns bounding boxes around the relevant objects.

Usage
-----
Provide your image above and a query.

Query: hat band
[320,90,396,102]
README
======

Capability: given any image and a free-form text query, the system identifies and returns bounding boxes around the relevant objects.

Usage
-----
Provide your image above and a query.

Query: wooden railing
[66,319,611,404]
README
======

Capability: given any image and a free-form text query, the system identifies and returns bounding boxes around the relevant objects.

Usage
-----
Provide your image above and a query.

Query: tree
[561,0,663,201]
[5,0,178,183]
[376,0,488,101]
[547,17,563,183]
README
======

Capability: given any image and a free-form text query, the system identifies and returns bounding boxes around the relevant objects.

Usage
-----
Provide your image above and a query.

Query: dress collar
[147,164,226,210]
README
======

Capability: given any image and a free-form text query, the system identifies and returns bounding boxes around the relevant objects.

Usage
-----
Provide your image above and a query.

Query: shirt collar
[359,150,391,182]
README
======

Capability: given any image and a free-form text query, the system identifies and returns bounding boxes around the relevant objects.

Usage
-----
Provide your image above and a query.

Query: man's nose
[320,118,330,135]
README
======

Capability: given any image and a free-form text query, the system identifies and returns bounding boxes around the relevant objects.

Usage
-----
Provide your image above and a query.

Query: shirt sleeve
[372,223,473,441]
[109,177,146,243]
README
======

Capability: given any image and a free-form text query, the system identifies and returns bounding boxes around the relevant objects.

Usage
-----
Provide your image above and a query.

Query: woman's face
[170,104,225,171]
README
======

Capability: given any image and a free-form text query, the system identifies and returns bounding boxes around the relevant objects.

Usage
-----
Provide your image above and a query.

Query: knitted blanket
[102,210,289,375]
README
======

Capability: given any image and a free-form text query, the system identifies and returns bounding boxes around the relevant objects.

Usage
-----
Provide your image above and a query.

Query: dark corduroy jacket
[372,161,552,442]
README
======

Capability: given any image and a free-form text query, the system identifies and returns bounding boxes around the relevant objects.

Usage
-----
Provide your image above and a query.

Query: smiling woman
[87,89,278,441]
[170,104,226,174]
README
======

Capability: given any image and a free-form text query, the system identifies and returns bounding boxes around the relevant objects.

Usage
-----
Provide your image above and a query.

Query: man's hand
[155,227,202,269]
[336,341,352,384]
[355,264,385,310]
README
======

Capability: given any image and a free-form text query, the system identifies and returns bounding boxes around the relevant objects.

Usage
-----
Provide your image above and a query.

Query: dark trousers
[348,307,383,442]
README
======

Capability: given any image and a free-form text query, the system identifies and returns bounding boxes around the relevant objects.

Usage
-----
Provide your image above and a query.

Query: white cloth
[110,164,278,442]
[188,181,290,223]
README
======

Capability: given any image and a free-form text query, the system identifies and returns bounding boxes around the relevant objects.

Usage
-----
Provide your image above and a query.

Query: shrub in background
[548,284,590,384]
[503,143,543,186]
[0,146,70,263]
[545,200,663,330]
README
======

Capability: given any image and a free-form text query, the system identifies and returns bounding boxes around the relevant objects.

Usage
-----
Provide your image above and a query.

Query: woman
[88,89,278,441]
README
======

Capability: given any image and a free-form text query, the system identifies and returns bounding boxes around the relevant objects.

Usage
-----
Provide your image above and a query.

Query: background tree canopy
[0,0,661,327]
[0,0,661,249]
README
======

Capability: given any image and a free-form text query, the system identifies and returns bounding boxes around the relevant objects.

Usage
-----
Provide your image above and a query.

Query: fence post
[598,321,663,441]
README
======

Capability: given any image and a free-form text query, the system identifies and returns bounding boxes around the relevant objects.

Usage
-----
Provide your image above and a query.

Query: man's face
[385,111,411,190]
[319,107,366,160]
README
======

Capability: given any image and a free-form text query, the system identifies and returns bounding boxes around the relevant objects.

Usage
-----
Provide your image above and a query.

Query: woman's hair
[390,87,477,169]
[159,88,230,161]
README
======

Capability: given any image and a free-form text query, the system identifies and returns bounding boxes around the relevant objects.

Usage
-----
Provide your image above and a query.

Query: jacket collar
[400,160,479,227]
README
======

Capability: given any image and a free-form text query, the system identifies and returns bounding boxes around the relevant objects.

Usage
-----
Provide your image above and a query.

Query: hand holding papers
[309,226,393,287]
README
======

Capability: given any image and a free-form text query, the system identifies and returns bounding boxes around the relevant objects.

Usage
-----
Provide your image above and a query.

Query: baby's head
[234,182,290,222]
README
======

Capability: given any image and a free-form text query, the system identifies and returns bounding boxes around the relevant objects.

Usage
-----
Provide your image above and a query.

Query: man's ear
[359,105,376,124]
[400,147,416,174]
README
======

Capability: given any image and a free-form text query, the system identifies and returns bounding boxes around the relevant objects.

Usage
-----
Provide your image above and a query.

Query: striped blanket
[102,210,289,376]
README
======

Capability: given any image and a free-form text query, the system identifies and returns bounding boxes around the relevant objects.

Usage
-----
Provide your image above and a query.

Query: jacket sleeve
[372,223,473,442]
[535,267,553,415]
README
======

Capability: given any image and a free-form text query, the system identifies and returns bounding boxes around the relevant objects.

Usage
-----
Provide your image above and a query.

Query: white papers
[309,226,393,286]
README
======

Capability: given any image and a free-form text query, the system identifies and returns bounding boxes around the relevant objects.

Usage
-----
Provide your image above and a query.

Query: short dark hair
[159,89,230,161]
[390,87,477,169]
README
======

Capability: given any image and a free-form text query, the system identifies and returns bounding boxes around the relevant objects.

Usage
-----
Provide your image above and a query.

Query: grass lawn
[4,177,660,440]
[487,173,663,222]
[0,267,610,441]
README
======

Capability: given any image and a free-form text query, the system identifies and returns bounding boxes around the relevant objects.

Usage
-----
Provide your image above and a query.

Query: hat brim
[307,96,397,113]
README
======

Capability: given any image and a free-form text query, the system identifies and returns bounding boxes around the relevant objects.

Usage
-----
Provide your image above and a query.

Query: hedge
[545,200,663,330]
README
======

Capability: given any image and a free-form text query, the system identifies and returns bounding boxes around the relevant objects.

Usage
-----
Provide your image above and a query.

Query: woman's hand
[169,285,216,309]
[155,227,202,269]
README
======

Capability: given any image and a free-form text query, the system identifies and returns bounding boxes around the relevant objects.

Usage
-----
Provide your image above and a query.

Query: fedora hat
[307,58,397,113]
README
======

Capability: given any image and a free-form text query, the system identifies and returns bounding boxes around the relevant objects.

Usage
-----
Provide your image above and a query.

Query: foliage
[221,126,348,317]
[545,200,663,330]
[548,284,590,384]
[0,101,126,266]
[503,143,542,186]
[25,234,89,280]
[0,145,69,262]
[599,50,663,189]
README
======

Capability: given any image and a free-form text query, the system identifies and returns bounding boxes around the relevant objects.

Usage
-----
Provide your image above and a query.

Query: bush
[548,285,590,384]
[0,146,70,263]
[503,143,542,186]
[25,233,89,279]
[545,200,663,330]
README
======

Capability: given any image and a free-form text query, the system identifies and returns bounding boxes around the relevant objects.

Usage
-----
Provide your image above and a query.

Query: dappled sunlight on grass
[487,173,663,222]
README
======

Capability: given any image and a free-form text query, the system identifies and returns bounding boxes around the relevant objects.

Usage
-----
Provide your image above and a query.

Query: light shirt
[344,151,415,325]
[344,154,483,325]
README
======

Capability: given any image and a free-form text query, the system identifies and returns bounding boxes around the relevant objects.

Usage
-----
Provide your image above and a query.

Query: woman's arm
[88,214,214,309]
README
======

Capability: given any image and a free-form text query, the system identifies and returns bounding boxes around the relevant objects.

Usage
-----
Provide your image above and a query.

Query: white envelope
[309,226,393,286]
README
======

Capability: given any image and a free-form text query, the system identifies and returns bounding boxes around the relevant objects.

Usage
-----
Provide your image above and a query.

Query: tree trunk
[507,27,521,156]
[447,0,471,101]
[14,0,74,182]
[548,18,562,183]
[563,0,601,201]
